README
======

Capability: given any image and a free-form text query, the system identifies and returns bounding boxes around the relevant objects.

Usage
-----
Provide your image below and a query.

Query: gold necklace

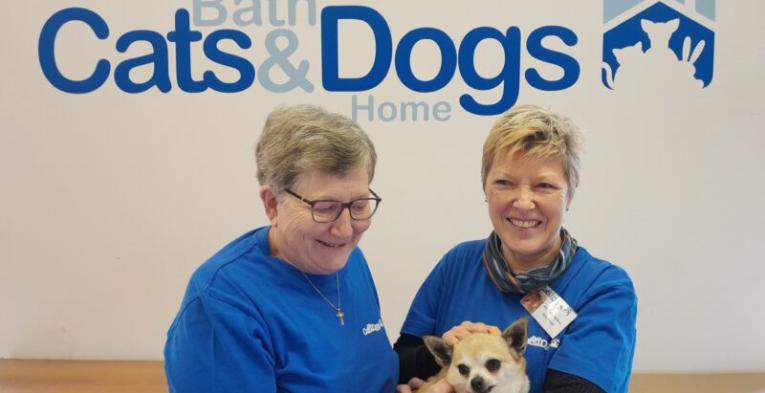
[300,272,344,325]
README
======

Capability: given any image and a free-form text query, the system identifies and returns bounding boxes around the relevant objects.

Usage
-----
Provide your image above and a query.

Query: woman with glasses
[164,105,397,393]
[395,105,637,393]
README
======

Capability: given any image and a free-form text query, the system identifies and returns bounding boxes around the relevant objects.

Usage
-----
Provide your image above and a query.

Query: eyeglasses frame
[283,188,382,223]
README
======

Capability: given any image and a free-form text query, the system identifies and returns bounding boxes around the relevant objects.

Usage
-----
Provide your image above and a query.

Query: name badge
[521,286,577,338]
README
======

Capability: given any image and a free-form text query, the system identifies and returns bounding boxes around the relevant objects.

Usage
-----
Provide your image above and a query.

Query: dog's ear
[423,335,452,367]
[502,317,528,355]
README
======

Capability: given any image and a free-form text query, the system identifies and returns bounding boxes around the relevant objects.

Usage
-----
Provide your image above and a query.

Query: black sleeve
[393,333,442,384]
[543,370,605,393]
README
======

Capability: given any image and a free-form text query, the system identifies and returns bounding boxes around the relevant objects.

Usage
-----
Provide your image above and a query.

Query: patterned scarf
[482,228,578,294]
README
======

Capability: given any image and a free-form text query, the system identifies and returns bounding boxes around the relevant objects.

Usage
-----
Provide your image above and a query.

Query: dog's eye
[486,358,501,372]
[457,364,470,376]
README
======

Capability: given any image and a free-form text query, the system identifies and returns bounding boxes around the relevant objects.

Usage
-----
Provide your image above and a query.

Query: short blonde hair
[255,105,376,191]
[481,105,582,197]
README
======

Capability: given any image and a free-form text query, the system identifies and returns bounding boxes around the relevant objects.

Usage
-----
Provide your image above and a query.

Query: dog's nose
[470,376,485,392]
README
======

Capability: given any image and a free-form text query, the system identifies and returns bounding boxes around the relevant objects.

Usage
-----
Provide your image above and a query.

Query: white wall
[1,0,764,373]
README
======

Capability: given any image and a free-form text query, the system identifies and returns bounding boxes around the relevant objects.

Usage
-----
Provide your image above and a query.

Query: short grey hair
[255,105,377,192]
[481,104,583,198]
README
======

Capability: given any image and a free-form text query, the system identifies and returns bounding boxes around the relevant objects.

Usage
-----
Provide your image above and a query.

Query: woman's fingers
[408,377,425,389]
[396,384,413,393]
[442,321,501,346]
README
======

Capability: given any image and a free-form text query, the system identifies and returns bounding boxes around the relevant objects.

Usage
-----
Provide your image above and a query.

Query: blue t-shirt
[401,239,637,393]
[165,226,398,393]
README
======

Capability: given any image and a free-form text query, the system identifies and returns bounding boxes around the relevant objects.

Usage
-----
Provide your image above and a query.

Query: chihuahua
[418,318,530,393]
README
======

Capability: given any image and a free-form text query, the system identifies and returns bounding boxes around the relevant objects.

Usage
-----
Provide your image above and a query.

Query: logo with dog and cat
[602,0,715,90]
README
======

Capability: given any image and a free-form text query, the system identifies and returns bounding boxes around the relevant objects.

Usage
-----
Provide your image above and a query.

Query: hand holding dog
[397,378,454,393]
[396,377,423,393]
[442,321,501,346]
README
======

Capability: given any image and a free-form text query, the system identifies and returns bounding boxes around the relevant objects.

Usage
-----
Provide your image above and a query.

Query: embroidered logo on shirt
[527,335,560,351]
[362,319,384,336]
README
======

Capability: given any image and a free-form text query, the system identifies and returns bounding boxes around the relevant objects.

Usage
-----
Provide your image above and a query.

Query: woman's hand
[422,379,455,393]
[442,321,501,346]
[396,378,454,393]
[396,377,425,393]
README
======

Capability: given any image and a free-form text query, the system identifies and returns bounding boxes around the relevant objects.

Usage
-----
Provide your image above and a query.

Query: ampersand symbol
[258,29,314,92]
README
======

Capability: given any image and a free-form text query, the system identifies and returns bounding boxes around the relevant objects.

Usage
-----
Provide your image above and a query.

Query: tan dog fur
[418,318,530,393]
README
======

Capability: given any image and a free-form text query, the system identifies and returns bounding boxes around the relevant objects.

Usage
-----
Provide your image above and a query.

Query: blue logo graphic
[602,0,714,89]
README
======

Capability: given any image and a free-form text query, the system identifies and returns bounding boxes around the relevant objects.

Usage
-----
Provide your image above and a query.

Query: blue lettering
[203,30,255,92]
[114,31,171,93]
[287,0,317,26]
[395,28,456,92]
[37,4,583,113]
[233,0,263,26]
[38,8,110,94]
[167,9,206,92]
[352,94,375,122]
[458,27,521,116]
[267,0,285,26]
[432,101,452,121]
[525,26,579,91]
[193,0,227,26]
[321,6,392,91]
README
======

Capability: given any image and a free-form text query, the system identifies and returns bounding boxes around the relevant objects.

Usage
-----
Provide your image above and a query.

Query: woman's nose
[329,208,354,237]
[512,187,535,210]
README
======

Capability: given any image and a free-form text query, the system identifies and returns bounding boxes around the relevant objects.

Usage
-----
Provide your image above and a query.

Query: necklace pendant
[336,309,345,326]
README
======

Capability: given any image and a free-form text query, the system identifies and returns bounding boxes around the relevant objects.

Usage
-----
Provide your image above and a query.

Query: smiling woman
[163,105,397,393]
[484,153,571,273]
[394,105,637,393]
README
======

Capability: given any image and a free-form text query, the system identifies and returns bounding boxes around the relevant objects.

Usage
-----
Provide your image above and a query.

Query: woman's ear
[259,185,279,224]
[565,187,575,212]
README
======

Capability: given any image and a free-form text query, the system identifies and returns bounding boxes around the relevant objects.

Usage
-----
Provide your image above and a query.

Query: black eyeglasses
[284,188,382,223]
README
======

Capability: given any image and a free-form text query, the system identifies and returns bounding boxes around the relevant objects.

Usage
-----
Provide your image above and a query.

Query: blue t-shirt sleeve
[164,282,276,393]
[401,254,448,337]
[548,267,638,393]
